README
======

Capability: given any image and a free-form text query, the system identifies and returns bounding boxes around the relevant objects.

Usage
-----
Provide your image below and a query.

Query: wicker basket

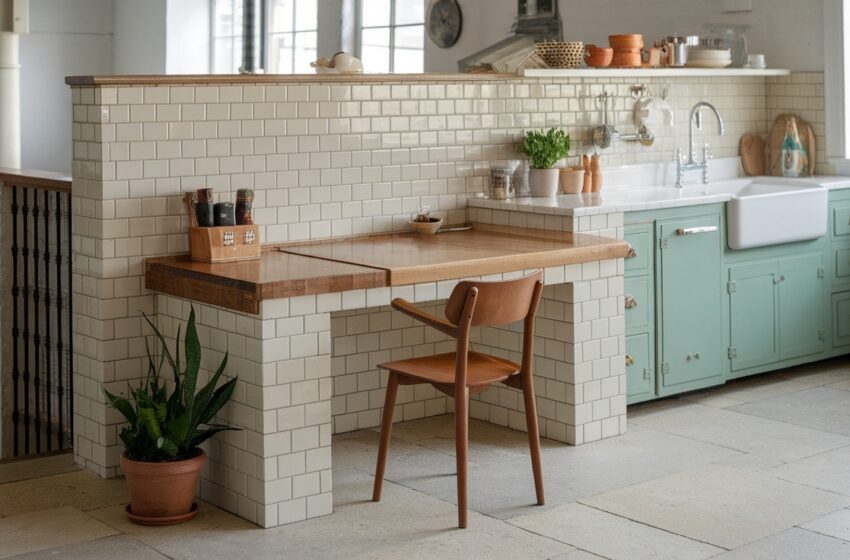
[535,41,585,69]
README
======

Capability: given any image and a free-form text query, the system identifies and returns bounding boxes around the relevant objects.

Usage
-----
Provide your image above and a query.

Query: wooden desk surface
[281,224,629,286]
[145,224,629,314]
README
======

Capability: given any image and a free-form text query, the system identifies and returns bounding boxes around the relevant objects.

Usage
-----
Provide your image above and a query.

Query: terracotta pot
[559,168,585,194]
[121,449,206,525]
[584,45,613,68]
[528,168,560,197]
[608,34,644,50]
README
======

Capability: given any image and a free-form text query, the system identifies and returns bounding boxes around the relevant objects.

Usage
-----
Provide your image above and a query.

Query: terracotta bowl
[609,34,644,50]
[584,45,614,68]
[611,51,642,67]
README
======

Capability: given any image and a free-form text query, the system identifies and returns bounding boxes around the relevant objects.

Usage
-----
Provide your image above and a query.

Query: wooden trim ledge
[145,225,629,314]
[0,168,72,192]
[66,73,519,86]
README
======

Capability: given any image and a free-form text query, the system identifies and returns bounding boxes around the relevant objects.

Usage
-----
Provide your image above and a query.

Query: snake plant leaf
[156,436,179,457]
[191,352,229,428]
[191,426,236,448]
[138,406,163,440]
[103,389,137,425]
[199,378,238,426]
[166,411,191,445]
[183,308,201,415]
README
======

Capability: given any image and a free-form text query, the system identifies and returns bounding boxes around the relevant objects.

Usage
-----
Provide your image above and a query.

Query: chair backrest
[444,270,544,327]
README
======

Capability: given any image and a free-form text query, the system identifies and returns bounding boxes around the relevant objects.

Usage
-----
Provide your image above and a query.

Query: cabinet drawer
[624,276,652,332]
[626,332,654,403]
[836,248,850,280]
[624,228,652,275]
[833,292,850,347]
[833,203,850,238]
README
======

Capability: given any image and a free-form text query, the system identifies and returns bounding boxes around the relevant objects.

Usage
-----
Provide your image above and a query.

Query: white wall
[19,0,113,172]
[425,0,825,72]
[113,0,166,74]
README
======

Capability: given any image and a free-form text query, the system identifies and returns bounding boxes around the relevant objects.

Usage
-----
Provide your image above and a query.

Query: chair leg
[521,375,545,505]
[372,373,399,502]
[455,386,469,528]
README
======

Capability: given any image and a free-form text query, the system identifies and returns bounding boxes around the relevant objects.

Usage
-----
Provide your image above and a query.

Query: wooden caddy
[189,225,261,263]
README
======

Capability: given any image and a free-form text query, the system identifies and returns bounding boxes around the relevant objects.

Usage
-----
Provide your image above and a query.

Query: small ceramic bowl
[584,45,614,67]
[409,217,443,234]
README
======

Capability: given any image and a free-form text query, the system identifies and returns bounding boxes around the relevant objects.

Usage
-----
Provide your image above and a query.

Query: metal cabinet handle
[625,294,638,309]
[625,354,635,366]
[626,244,637,258]
[643,368,650,380]
[676,226,718,236]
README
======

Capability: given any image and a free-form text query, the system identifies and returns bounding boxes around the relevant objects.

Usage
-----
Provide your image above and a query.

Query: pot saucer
[125,502,199,526]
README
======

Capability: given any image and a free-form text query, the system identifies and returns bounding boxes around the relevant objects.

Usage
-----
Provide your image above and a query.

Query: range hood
[458,0,562,72]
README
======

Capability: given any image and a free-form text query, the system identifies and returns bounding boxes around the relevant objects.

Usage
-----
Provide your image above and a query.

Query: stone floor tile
[730,387,850,436]
[0,470,128,516]
[580,464,850,549]
[708,527,850,559]
[629,401,850,462]
[548,551,609,560]
[508,502,723,560]
[0,453,78,485]
[778,358,850,387]
[713,452,784,472]
[800,508,850,541]
[0,506,117,559]
[705,375,810,404]
[9,535,168,560]
[829,378,850,391]
[766,445,850,496]
[381,421,739,520]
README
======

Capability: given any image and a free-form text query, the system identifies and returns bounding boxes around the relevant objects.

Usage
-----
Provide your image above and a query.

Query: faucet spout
[677,101,725,188]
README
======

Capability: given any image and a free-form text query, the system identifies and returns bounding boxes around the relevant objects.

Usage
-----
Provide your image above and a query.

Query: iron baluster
[66,191,73,447]
[11,185,20,456]
[32,192,41,451]
[22,187,31,454]
[55,191,64,449]
[43,190,53,451]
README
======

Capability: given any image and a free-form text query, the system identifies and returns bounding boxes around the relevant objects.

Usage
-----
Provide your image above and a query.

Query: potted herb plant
[104,307,237,525]
[521,127,571,197]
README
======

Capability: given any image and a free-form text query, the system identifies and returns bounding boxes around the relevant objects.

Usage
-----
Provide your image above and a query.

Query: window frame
[265,0,320,74]
[210,0,245,74]
[355,0,424,73]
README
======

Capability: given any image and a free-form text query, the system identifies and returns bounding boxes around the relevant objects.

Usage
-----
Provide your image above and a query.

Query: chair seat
[378,351,520,387]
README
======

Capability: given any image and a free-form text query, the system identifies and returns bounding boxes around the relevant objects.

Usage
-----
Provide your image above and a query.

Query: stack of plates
[687,48,732,68]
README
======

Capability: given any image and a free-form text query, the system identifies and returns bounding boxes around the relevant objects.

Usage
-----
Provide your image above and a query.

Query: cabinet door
[729,261,779,371]
[779,253,825,360]
[833,292,850,348]
[626,333,654,404]
[658,215,724,394]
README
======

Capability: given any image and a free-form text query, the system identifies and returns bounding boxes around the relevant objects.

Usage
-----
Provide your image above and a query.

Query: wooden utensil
[767,113,815,176]
[591,154,602,192]
[739,133,766,176]
[184,193,199,228]
[582,155,592,193]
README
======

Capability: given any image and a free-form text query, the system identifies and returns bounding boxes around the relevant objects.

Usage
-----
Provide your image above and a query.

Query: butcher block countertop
[145,224,629,314]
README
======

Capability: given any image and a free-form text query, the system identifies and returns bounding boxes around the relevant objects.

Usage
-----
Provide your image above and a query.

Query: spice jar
[489,167,513,200]
[236,188,255,225]
[214,202,235,226]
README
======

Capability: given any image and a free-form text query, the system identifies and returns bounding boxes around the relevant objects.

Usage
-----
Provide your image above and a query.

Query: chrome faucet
[676,101,726,188]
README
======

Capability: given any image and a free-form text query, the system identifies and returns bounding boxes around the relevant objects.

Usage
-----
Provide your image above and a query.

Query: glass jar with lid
[489,167,513,200]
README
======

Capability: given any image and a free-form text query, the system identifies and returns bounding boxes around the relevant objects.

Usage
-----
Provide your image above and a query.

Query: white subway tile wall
[68,73,817,523]
[767,73,831,174]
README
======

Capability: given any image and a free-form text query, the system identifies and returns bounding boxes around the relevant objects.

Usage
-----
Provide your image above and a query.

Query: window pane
[233,35,243,72]
[362,27,390,73]
[361,0,390,27]
[394,24,423,49]
[268,33,294,73]
[294,31,317,72]
[233,0,244,34]
[269,0,294,33]
[295,0,317,31]
[394,0,424,25]
[393,48,423,73]
[214,38,235,73]
[214,0,233,36]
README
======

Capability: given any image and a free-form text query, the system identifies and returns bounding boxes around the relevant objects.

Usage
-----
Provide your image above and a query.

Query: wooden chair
[372,271,546,528]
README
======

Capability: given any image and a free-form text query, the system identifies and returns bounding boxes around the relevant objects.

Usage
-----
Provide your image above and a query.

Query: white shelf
[521,68,790,78]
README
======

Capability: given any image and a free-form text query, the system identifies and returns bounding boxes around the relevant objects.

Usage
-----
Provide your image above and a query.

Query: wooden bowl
[609,34,644,50]
[584,45,614,67]
[611,51,642,67]
[409,218,443,234]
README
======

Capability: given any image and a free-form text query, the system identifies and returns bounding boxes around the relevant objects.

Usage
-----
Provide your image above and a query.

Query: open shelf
[521,68,790,78]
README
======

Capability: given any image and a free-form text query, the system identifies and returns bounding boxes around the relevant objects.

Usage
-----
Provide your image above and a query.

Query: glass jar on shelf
[489,166,513,200]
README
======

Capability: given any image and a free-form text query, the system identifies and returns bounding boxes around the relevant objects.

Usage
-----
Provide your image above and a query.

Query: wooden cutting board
[739,133,766,176]
[767,113,816,176]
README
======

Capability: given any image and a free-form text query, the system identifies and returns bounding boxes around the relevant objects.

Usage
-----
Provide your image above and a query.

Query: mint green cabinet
[656,214,724,394]
[728,261,779,371]
[833,292,850,347]
[624,222,656,404]
[727,252,825,371]
[779,253,825,359]
[626,333,653,401]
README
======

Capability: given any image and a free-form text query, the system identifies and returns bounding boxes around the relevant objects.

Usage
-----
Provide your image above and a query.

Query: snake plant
[104,307,238,462]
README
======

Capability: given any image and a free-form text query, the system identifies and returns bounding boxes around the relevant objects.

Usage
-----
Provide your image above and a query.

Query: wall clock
[427,0,463,48]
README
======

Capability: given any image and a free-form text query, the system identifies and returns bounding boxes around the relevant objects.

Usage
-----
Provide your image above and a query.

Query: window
[211,0,318,74]
[358,0,424,73]
[212,0,244,73]
[267,0,318,74]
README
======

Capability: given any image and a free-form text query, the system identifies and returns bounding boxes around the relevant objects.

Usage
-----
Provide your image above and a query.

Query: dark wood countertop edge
[66,73,521,86]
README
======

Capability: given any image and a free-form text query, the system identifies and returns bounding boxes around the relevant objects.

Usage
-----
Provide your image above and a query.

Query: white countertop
[468,175,850,217]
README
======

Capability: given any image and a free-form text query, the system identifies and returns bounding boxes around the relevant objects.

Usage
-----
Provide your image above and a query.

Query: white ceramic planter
[529,168,560,197]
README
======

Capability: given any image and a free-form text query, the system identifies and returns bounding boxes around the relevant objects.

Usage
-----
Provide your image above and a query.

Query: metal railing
[1,169,73,458]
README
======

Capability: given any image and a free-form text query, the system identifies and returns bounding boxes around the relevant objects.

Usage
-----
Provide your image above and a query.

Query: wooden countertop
[145,224,629,314]
[0,168,72,192]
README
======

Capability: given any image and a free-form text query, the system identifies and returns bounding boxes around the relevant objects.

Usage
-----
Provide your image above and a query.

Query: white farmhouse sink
[725,178,828,250]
